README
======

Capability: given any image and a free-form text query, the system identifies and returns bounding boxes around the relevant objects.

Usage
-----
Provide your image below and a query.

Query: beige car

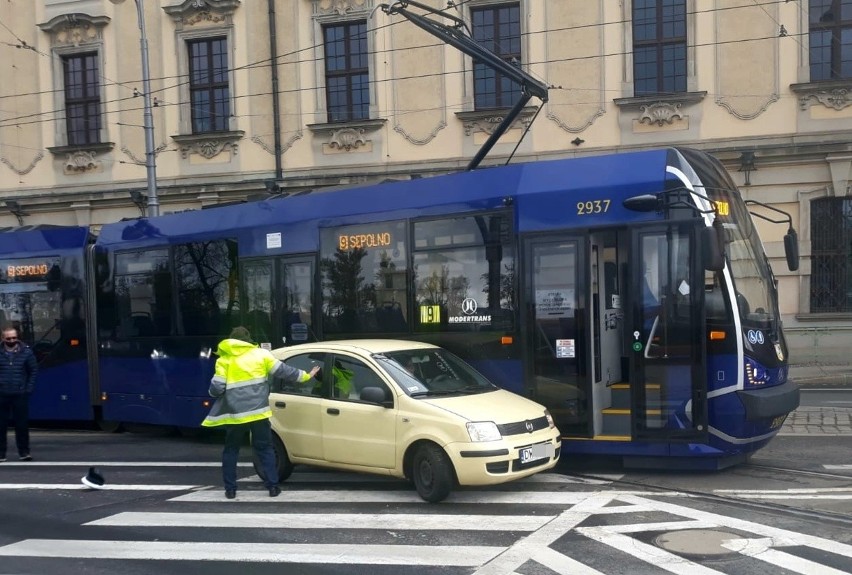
[262,339,561,502]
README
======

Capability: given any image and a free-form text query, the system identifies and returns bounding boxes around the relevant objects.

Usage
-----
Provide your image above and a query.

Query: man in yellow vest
[202,326,319,499]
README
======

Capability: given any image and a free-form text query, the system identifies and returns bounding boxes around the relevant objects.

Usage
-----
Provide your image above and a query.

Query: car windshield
[375,349,497,397]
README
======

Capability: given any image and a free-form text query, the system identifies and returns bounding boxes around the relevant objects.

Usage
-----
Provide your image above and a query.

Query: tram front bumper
[737,379,800,421]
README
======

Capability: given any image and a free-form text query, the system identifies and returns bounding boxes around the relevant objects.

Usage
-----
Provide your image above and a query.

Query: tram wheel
[96,419,122,433]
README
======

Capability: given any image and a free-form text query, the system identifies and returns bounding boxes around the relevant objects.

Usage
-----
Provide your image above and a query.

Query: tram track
[743,462,852,482]
[568,469,852,529]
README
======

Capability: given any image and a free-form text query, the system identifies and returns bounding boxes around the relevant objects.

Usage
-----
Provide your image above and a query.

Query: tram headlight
[466,421,502,442]
[744,358,769,387]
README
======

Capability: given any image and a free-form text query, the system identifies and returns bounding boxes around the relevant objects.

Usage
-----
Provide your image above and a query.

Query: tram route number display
[338,231,393,251]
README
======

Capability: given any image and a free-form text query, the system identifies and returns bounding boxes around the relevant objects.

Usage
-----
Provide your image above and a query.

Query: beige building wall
[1,0,851,361]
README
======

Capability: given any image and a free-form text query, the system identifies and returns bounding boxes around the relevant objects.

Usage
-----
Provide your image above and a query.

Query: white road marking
[724,537,852,575]
[0,540,500,566]
[87,512,554,531]
[824,464,852,470]
[578,527,727,575]
[237,471,613,485]
[170,489,689,504]
[0,484,200,491]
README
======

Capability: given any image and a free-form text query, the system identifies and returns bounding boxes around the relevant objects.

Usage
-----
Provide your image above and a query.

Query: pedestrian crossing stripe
[0,540,500,566]
[1,491,850,573]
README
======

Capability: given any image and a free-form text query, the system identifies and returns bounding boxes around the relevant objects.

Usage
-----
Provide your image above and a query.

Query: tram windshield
[707,189,777,330]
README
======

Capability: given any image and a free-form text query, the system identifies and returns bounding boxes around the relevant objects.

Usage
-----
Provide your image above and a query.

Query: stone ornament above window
[172,132,245,160]
[164,0,240,29]
[46,143,113,175]
[313,0,372,18]
[37,13,111,47]
[791,81,852,112]
[456,108,538,137]
[307,119,384,153]
[613,92,707,127]
[639,102,684,126]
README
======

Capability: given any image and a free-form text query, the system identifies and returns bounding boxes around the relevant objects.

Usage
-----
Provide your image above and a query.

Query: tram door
[526,236,590,436]
[630,225,707,440]
[241,257,315,348]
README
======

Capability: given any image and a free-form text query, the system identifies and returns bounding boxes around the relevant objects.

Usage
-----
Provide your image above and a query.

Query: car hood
[421,389,546,423]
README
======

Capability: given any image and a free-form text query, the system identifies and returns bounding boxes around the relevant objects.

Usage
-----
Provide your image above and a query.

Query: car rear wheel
[253,433,294,483]
[412,443,453,503]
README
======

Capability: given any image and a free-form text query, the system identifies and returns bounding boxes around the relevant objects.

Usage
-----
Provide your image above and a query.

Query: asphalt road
[0,427,849,574]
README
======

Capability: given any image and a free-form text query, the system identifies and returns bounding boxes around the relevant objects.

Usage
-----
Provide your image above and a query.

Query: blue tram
[4,147,800,467]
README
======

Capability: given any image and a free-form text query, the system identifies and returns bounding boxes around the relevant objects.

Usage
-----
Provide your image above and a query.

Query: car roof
[273,339,438,356]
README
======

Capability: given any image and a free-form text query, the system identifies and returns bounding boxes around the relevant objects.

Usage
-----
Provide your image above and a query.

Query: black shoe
[19,454,32,461]
[225,490,236,499]
[268,486,281,497]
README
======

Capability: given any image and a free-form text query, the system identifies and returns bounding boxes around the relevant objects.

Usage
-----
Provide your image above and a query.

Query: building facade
[0,0,851,362]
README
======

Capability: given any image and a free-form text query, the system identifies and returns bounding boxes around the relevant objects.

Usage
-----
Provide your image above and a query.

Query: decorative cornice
[455,107,538,136]
[37,13,111,47]
[307,119,385,152]
[47,143,113,174]
[791,80,852,111]
[0,152,44,176]
[171,131,244,159]
[163,0,240,29]
[312,0,372,18]
[613,92,706,126]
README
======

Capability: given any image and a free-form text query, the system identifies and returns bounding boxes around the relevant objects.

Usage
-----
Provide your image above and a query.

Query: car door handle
[327,408,340,415]
[274,401,286,408]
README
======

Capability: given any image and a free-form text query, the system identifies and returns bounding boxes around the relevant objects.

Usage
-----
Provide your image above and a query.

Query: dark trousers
[0,393,30,458]
[222,418,278,491]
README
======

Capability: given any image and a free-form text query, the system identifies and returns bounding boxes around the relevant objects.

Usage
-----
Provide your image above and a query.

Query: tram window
[413,213,515,332]
[175,239,238,337]
[113,249,172,339]
[320,221,408,335]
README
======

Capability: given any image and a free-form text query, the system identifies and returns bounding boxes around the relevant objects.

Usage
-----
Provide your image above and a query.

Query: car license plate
[519,443,553,464]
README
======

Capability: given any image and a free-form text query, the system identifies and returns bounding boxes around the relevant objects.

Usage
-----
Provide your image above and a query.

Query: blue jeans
[0,393,30,458]
[222,418,278,491]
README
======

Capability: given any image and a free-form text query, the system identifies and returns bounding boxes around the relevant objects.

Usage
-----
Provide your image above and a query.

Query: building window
[632,0,687,95]
[809,0,852,80]
[471,3,521,109]
[188,37,230,133]
[810,197,852,312]
[323,21,370,122]
[62,53,101,145]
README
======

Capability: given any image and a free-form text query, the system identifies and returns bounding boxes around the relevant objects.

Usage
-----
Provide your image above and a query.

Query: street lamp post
[111,0,159,217]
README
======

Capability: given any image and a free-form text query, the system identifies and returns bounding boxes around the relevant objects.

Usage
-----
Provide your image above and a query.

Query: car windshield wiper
[409,389,459,397]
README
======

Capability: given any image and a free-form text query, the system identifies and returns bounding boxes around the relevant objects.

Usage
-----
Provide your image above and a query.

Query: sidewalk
[783,361,852,436]
[789,362,852,387]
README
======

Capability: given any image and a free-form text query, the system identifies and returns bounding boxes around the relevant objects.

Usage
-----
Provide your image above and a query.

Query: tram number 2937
[520,442,555,464]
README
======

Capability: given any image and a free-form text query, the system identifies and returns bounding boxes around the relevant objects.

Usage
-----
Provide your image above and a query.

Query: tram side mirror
[784,228,799,271]
[623,194,662,212]
[701,225,725,271]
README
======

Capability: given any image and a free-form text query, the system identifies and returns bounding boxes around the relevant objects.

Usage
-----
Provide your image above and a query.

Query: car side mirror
[359,386,391,407]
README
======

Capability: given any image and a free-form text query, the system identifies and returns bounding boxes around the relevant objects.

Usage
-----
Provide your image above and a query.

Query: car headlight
[544,409,555,429]
[466,421,501,442]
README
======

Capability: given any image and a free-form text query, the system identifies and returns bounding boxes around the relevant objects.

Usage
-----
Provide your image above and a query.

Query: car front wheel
[412,443,453,503]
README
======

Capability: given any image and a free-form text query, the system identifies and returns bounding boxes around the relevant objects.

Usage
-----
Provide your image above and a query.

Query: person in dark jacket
[202,326,319,499]
[0,326,38,462]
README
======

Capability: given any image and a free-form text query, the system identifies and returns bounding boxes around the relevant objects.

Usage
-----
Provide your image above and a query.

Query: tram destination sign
[1,257,60,283]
